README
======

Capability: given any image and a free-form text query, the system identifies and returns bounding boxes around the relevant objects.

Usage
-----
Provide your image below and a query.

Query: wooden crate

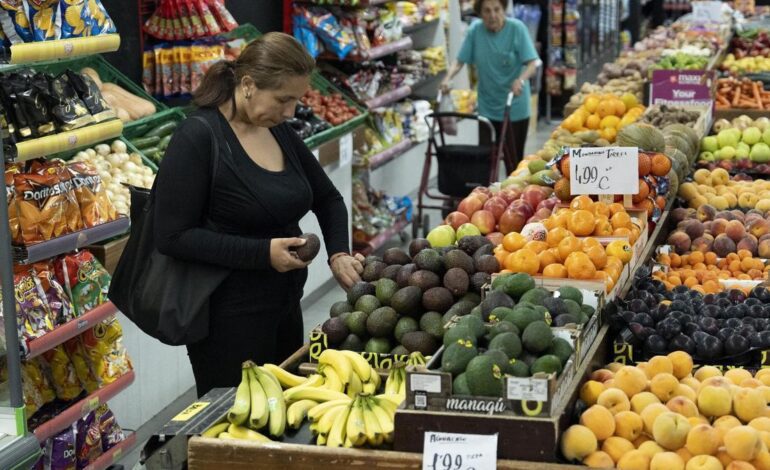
[85,234,129,275]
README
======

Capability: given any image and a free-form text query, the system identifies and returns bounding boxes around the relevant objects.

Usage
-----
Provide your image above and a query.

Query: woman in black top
[153,33,363,397]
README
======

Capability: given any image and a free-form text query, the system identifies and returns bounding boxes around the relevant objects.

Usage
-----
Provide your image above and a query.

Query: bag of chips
[67,161,117,228]
[45,425,77,470]
[85,0,114,35]
[45,72,95,131]
[55,250,110,316]
[142,48,155,96]
[192,0,219,36]
[206,0,236,32]
[174,0,192,39]
[178,43,192,96]
[14,264,55,340]
[40,346,83,401]
[29,159,84,234]
[21,358,55,412]
[63,337,99,393]
[58,0,89,39]
[34,261,74,326]
[0,0,34,43]
[66,70,116,122]
[95,404,124,452]
[23,0,61,41]
[75,411,103,469]
[79,316,132,386]
[5,165,20,243]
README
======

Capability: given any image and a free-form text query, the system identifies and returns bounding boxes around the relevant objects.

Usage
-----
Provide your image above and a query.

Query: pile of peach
[562,351,770,470]
[653,250,770,293]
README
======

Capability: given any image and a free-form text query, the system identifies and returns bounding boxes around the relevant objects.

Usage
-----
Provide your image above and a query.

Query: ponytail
[192,60,237,109]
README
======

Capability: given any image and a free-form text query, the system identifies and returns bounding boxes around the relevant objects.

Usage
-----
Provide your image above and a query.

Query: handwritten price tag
[569,147,638,195]
[423,432,498,470]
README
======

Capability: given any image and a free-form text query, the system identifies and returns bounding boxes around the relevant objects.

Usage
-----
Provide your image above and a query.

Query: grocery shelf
[7,34,121,65]
[32,370,135,442]
[403,19,441,34]
[14,119,124,161]
[294,0,392,5]
[365,85,412,109]
[354,218,410,255]
[84,432,137,470]
[369,139,415,170]
[24,302,119,360]
[13,217,130,264]
[320,37,413,62]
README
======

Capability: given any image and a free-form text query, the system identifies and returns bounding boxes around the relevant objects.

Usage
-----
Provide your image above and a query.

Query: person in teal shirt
[442,0,541,173]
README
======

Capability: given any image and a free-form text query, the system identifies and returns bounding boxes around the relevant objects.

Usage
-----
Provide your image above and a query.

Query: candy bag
[44,72,95,131]
[66,70,116,122]
[79,316,132,386]
[40,346,83,401]
[174,0,192,39]
[55,250,110,316]
[63,337,99,393]
[45,425,76,470]
[95,404,124,452]
[159,44,174,99]
[14,264,55,339]
[178,43,192,96]
[192,0,219,36]
[185,0,205,37]
[1,72,34,140]
[0,0,34,43]
[75,411,103,469]
[34,260,74,326]
[58,0,89,39]
[85,0,114,35]
[23,0,61,41]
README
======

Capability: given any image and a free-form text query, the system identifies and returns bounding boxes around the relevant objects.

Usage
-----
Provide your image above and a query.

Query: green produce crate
[51,136,158,173]
[304,73,368,149]
[122,107,187,166]
[223,23,261,42]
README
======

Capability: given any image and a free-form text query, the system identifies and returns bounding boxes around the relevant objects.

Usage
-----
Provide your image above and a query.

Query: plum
[695,335,724,359]
[714,233,738,258]
[645,335,669,355]
[667,230,692,255]
[669,334,696,355]
[725,334,750,356]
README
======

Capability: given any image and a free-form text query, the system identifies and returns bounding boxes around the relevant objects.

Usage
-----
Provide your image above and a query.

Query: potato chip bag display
[14,170,69,243]
[0,0,34,43]
[85,0,114,35]
[23,0,61,41]
[55,250,110,316]
[23,358,55,404]
[95,404,124,452]
[34,261,74,326]
[40,346,83,401]
[14,264,55,340]
[65,70,116,122]
[21,360,46,416]
[192,0,219,36]
[58,0,89,39]
[75,411,103,468]
[63,337,98,393]
[79,316,132,386]
[45,425,76,470]
[67,161,117,228]
[29,159,84,234]
[206,0,236,32]
[5,165,20,243]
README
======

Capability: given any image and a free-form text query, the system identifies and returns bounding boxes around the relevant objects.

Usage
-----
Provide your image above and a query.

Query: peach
[646,356,675,379]
[726,462,757,470]
[687,424,722,456]
[742,379,765,389]
[690,416,712,427]
[581,405,617,441]
[734,388,767,423]
[632,392,663,414]
[759,239,770,259]
[752,451,770,470]
[583,450,615,468]
[717,449,734,468]
[726,369,755,386]
[669,231,693,254]
[726,220,747,242]
[686,455,725,470]
[750,419,770,434]
[668,397,701,418]
[602,436,636,463]
[635,435,653,448]
[761,432,770,451]
[651,452,686,470]
[598,388,632,415]
[561,425,599,461]
[607,363,625,373]
[712,219,729,236]
[652,373,681,402]
[715,233,739,258]
[592,369,616,383]
[639,441,666,458]
[694,236,716,253]
[679,447,695,464]
[677,384,699,402]
[617,449,652,470]
[653,412,692,450]
[725,426,763,461]
[701,377,735,393]
[748,218,770,240]
[669,351,694,380]
[582,380,607,406]
[696,367,724,382]
[616,366,650,398]
[699,386,734,418]
[716,416,745,442]
[643,404,674,435]
[755,370,770,386]
[738,235,759,257]
[616,411,645,442]
[683,377,703,392]
[759,387,770,405]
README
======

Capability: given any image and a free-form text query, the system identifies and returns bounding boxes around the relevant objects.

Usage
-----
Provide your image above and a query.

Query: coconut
[617,123,666,152]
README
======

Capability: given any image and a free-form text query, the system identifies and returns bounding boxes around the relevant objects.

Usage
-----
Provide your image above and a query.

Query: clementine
[585,244,608,269]
[606,240,633,264]
[505,249,540,275]
[543,263,568,278]
[570,195,594,211]
[611,212,632,230]
[568,210,596,236]
[566,252,597,280]
[503,232,527,252]
[558,236,582,261]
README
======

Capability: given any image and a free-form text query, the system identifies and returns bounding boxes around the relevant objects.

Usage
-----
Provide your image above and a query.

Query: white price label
[506,377,548,402]
[568,147,638,195]
[339,133,353,167]
[410,373,442,393]
[692,0,724,20]
[423,432,498,470]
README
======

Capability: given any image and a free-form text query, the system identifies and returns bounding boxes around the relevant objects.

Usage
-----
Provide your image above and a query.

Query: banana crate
[308,325,417,370]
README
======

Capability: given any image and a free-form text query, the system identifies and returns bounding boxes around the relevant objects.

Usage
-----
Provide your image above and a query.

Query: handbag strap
[189,115,220,219]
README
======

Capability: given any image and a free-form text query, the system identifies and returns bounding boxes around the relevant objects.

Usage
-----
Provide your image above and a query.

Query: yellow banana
[282,373,324,399]
[398,368,406,397]
[218,432,236,440]
[248,367,268,430]
[317,433,327,445]
[262,363,307,388]
[227,424,272,442]
[254,366,286,437]
[346,369,363,398]
[321,366,343,393]
[286,399,318,429]
[346,398,367,447]
[325,402,351,447]
[318,349,352,385]
[227,367,251,425]
[375,394,401,412]
[308,398,353,422]
[363,382,377,394]
[201,422,229,438]
[384,368,402,396]
[339,350,372,382]
[344,436,355,448]
[369,399,395,435]
[361,397,383,446]
[285,386,350,404]
[369,369,381,388]
[408,352,426,366]
[316,403,347,436]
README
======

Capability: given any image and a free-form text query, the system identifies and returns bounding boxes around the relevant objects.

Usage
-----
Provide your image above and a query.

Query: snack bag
[66,70,115,122]
[45,72,95,131]
[34,260,74,326]
[5,164,20,243]
[178,43,192,96]
[0,0,34,43]
[168,0,183,40]
[141,48,156,96]
[206,0,236,32]
[174,0,192,39]
[171,44,183,97]
[152,44,164,98]
[63,337,99,393]
[1,73,34,140]
[26,72,57,136]
[22,358,55,404]
[159,44,175,99]
[75,411,103,469]
[80,316,132,386]
[45,425,76,470]
[192,0,219,36]
[40,346,83,401]
[20,360,46,416]
[293,13,320,59]
[85,0,114,35]
[23,0,60,41]
[305,7,355,60]
[58,0,89,38]
[185,0,205,37]
[14,264,55,339]
[95,404,124,452]
[67,161,118,228]
[29,159,84,234]
[55,250,111,315]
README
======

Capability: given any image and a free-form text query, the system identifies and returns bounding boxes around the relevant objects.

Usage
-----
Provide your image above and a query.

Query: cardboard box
[85,234,129,275]
[308,327,412,369]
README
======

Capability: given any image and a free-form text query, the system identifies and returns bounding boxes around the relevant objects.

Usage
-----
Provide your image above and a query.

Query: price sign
[568,147,638,195]
[423,432,498,470]
[692,0,724,21]
[339,133,353,167]
[506,377,548,402]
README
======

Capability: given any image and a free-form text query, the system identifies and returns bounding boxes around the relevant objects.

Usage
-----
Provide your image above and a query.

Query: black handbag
[108,116,231,345]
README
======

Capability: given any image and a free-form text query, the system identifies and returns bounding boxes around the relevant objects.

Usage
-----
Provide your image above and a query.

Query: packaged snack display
[24,0,60,42]
[95,403,124,451]
[5,165,19,243]
[63,336,99,393]
[44,424,76,470]
[67,161,118,228]
[65,70,115,123]
[75,410,102,468]
[21,359,55,415]
[29,159,85,234]
[86,0,115,36]
[40,346,83,401]
[79,316,132,386]
[14,264,55,341]
[143,0,234,40]
[34,261,74,326]
[0,0,34,44]
[15,165,73,244]
[55,250,110,316]
[296,6,356,60]
[59,0,90,39]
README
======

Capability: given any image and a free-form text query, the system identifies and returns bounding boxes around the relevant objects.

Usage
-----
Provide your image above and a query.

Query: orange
[613,227,632,239]
[608,203,626,217]
[558,236,582,262]
[586,244,608,269]
[551,211,569,229]
[505,249,540,275]
[614,99,627,117]
[547,227,572,247]
[584,95,600,113]
[611,212,632,230]
[651,154,672,177]
[632,180,650,205]
[596,100,614,118]
[629,227,641,245]
[543,263,568,278]
[585,114,601,130]
[566,251,597,280]
[594,270,613,293]
[581,237,602,251]
[494,248,511,266]
[600,127,618,142]
[670,253,681,267]
[638,153,652,177]
[689,251,704,265]
[570,195,594,211]
[503,232,527,252]
[606,240,633,264]
[594,217,614,236]
[524,240,549,254]
[592,202,610,218]
[568,210,596,236]
[538,249,558,272]
[600,115,621,129]
[559,157,571,178]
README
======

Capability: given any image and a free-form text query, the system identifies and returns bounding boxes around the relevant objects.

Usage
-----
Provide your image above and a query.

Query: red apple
[534,207,552,220]
[521,187,546,210]
[483,197,507,220]
[471,187,491,204]
[498,189,520,204]
[472,186,492,198]
[498,208,527,234]
[445,211,470,231]
[510,200,534,220]
[471,210,496,235]
[486,232,504,246]
[537,197,558,211]
[457,196,483,217]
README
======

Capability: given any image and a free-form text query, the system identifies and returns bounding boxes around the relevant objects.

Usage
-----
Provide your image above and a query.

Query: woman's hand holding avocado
[270,238,310,272]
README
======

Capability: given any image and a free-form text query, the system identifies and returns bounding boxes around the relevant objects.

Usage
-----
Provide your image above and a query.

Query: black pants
[479,117,530,175]
[186,300,304,397]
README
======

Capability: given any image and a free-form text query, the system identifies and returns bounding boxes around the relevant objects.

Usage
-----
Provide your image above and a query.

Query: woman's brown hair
[193,32,315,109]
[473,0,508,14]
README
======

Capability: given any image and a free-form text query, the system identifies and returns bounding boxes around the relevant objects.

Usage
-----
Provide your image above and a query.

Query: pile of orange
[560,93,645,143]
[493,199,640,292]
[654,249,770,294]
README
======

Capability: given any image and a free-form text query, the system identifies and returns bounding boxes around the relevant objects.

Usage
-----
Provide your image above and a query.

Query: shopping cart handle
[506,92,514,107]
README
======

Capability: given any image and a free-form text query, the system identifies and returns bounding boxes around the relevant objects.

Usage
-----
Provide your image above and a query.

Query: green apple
[427,224,456,247]
[456,223,481,240]
[743,127,762,145]
[736,142,751,159]
[717,129,740,149]
[701,136,719,153]
[700,151,715,162]
[763,128,770,146]
[718,146,736,160]
[750,142,770,163]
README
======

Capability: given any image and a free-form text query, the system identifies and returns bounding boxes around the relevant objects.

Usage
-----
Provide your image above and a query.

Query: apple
[718,146,736,160]
[427,224,456,248]
[457,196,483,217]
[533,207,553,220]
[445,211,470,230]
[750,142,770,162]
[470,210,496,235]
[743,127,762,145]
[498,189,520,204]
[456,222,481,240]
[471,187,491,204]
[498,208,528,234]
[537,197,558,211]
[486,231,504,246]
[521,187,546,210]
[763,128,770,146]
[510,200,535,219]
[702,136,719,152]
[483,197,508,220]
[737,142,751,160]
[700,151,715,162]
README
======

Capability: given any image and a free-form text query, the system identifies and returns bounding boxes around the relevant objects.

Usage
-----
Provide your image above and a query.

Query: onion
[86,148,96,158]
[95,144,110,156]
[106,153,121,166]
[111,140,127,154]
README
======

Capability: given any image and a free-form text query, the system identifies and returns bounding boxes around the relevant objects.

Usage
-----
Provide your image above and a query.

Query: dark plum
[703,294,718,305]
[621,311,635,324]
[725,335,750,356]
[728,289,747,304]
[702,305,721,318]
[749,332,764,348]
[669,334,696,355]
[693,331,711,344]
[670,300,691,313]
[736,304,750,317]
[746,298,762,307]
[645,335,669,355]
[672,285,691,295]
[683,322,701,336]
[743,317,758,328]
[650,279,666,292]
[650,305,668,323]
[739,325,757,338]
[679,314,694,325]
[698,317,720,336]
[696,335,724,359]
[668,311,686,324]
[725,306,744,319]
[717,328,736,342]
[750,305,765,318]
[760,331,770,347]
[629,299,649,313]
[657,318,682,340]
[631,313,655,328]
[726,318,744,329]
[750,286,770,303]
[688,290,703,301]
[717,298,733,309]
[638,291,658,308]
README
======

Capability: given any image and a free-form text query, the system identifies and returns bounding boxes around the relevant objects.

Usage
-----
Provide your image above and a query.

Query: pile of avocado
[439,274,595,398]
[321,236,501,357]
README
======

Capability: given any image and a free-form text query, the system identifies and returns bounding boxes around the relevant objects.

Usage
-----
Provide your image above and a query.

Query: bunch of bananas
[384,351,426,398]
[307,393,401,447]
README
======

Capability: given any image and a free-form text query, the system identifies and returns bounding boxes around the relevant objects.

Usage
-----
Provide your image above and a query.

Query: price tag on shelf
[339,133,353,167]
[423,432,498,470]
[568,147,638,195]
[506,377,549,402]
[410,373,442,393]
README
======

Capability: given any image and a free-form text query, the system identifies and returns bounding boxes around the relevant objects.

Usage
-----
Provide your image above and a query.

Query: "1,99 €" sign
[568,147,639,195]
[422,432,498,470]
